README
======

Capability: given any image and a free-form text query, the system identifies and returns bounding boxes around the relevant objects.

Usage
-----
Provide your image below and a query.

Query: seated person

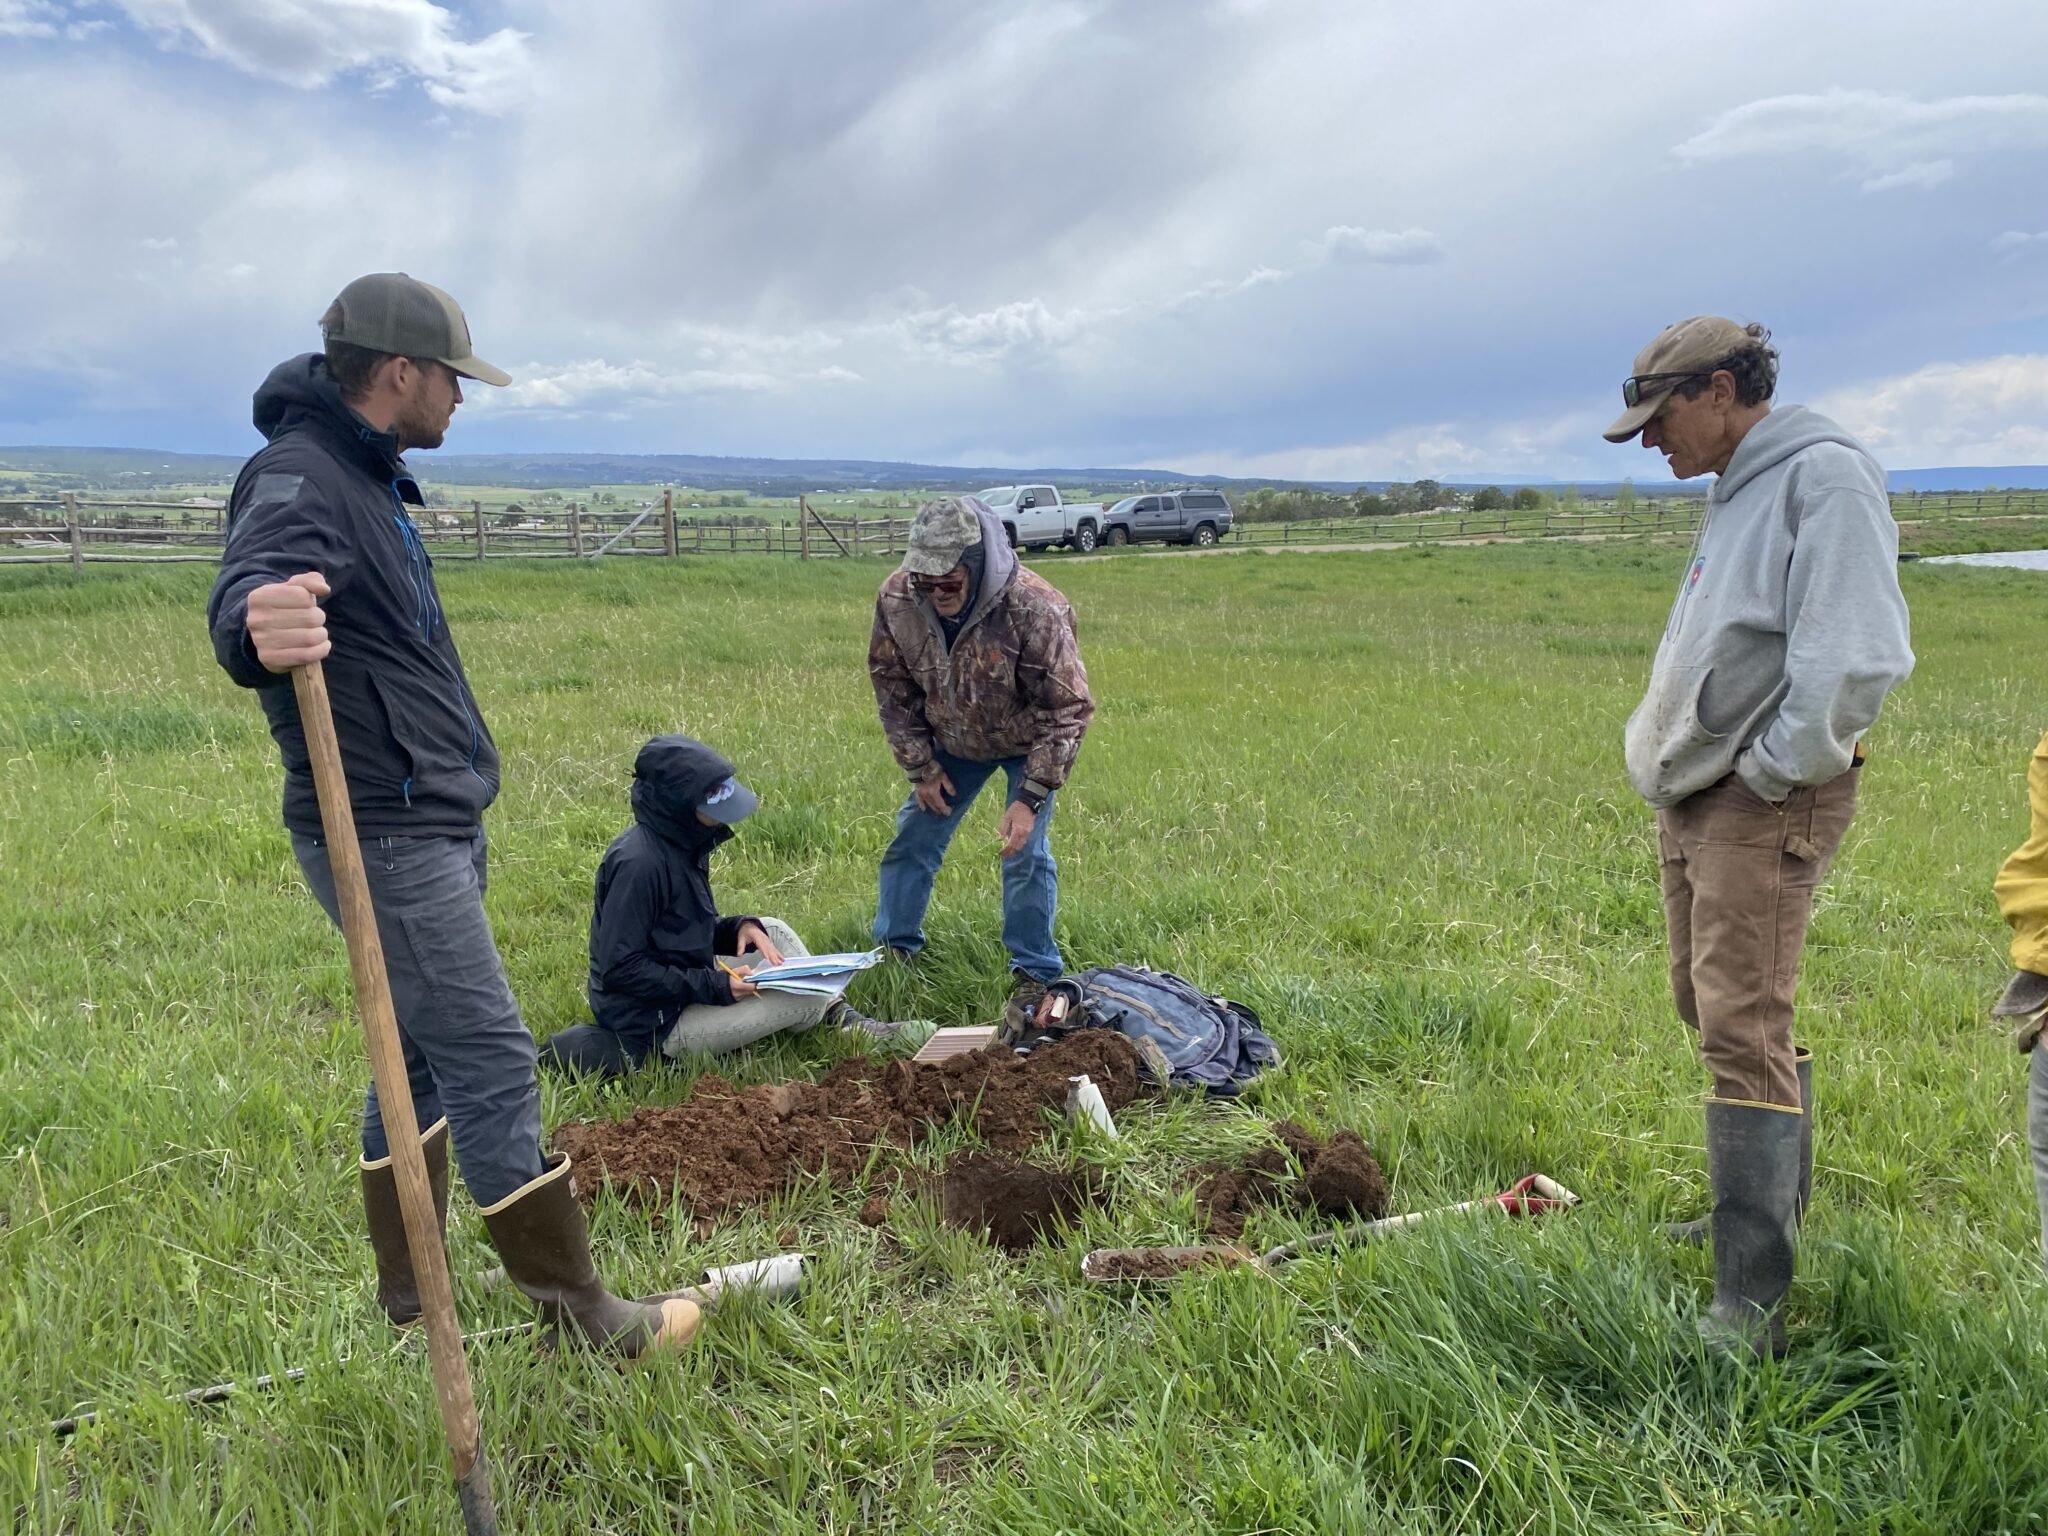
[539,735,891,1078]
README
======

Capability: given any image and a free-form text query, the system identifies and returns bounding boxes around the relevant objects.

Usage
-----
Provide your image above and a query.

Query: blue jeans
[872,751,1062,982]
[293,829,546,1207]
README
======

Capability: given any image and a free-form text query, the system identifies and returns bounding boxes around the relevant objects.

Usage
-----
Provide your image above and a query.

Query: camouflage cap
[322,272,511,387]
[901,496,982,575]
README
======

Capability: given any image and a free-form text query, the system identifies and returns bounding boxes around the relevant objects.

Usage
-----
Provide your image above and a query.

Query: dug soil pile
[553,1032,1141,1216]
[1191,1120,1389,1239]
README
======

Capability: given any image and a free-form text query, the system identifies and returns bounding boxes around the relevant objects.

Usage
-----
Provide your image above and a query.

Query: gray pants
[293,829,545,1207]
[662,916,832,1056]
[541,917,834,1076]
[2032,1046,2048,1277]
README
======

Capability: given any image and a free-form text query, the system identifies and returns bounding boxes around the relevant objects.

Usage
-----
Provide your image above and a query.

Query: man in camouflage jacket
[868,495,1095,1001]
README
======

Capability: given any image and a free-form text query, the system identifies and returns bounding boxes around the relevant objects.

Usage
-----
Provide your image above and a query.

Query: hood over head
[630,735,743,849]
[954,500,1017,628]
[252,353,404,476]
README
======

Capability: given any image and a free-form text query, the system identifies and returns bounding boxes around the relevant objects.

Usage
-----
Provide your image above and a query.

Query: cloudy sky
[2,0,2045,479]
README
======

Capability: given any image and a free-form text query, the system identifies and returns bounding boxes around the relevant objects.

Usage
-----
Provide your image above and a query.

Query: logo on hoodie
[1687,556,1705,592]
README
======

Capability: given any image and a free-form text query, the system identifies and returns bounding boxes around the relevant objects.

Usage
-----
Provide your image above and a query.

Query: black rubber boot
[479,1152,698,1360]
[360,1116,452,1326]
[1698,1097,1803,1360]
[1666,1048,1812,1247]
[1795,1049,1813,1221]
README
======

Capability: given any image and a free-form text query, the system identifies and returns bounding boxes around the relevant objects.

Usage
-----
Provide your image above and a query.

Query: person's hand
[724,965,758,1000]
[998,801,1036,858]
[733,921,785,966]
[914,770,956,817]
[245,572,332,672]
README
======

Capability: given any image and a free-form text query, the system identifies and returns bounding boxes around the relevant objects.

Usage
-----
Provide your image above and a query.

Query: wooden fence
[0,491,920,567]
[4,487,2046,569]
[1231,490,2048,548]
[1234,501,1703,546]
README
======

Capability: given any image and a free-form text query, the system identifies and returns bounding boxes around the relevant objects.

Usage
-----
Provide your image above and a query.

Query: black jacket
[587,737,759,1039]
[207,355,500,838]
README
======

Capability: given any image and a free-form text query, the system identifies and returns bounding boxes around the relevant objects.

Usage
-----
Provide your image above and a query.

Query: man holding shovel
[868,495,1095,1023]
[207,273,694,1360]
[1605,317,1914,1357]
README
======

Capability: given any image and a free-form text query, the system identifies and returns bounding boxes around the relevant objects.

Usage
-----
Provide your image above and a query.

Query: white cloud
[1672,89,2048,191]
[4,4,2048,471]
[1993,230,2048,261]
[1318,226,1445,266]
[886,297,1091,362]
[1816,355,2048,465]
[138,235,178,251]
[483,356,863,417]
[106,0,532,111]
[1859,159,1954,192]
[1156,410,1608,484]
[0,0,61,36]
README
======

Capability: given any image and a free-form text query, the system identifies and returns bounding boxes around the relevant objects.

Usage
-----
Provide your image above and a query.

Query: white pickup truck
[973,484,1105,554]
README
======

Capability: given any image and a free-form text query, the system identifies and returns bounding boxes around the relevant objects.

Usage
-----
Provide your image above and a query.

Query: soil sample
[553,1031,1142,1217]
[939,1150,1101,1252]
[1190,1119,1389,1239]
[1083,1246,1248,1281]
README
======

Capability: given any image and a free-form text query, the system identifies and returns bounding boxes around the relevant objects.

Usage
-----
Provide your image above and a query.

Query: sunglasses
[1621,370,1710,409]
[911,571,969,595]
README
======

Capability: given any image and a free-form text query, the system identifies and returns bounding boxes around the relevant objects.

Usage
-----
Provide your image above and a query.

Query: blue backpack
[1042,964,1282,1095]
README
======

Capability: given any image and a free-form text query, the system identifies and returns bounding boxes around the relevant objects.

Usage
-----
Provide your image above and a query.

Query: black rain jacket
[207,354,499,838]
[587,736,759,1039]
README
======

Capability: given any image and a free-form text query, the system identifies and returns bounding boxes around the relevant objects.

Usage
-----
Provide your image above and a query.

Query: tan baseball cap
[1603,315,1759,442]
[321,272,511,387]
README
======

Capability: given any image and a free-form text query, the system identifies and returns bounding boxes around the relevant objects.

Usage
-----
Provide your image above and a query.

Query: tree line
[1238,480,1584,523]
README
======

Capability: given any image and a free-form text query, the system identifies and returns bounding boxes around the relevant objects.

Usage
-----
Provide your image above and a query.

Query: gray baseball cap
[697,774,759,825]
[322,272,511,387]
[901,496,984,576]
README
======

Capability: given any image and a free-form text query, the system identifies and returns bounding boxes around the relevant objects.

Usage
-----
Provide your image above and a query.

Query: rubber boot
[360,1116,452,1327]
[479,1152,699,1360]
[1666,1048,1812,1247]
[1795,1049,1813,1222]
[1698,1097,1803,1360]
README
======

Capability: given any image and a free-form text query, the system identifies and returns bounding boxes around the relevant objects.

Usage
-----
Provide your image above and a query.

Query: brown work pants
[1657,767,1860,1107]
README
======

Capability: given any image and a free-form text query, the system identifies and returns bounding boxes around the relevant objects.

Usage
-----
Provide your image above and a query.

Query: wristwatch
[1014,778,1051,814]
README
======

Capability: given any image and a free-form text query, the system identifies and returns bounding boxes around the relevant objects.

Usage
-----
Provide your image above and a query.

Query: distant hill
[1886,466,2048,493]
[0,445,1250,496]
[5,445,2044,497]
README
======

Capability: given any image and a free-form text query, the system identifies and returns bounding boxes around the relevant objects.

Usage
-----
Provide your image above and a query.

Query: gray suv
[1099,489,1234,547]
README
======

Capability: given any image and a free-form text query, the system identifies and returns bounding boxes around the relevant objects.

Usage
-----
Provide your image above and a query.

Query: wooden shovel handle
[292,661,498,1535]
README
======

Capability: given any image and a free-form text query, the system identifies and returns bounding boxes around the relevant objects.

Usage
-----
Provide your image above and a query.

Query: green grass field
[5,544,2047,1533]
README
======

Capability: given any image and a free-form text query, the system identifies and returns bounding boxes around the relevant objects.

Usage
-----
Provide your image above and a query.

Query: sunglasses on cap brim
[1620,370,1712,409]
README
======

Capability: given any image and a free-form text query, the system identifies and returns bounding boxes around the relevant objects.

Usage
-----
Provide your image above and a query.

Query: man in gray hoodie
[1606,317,1914,1357]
